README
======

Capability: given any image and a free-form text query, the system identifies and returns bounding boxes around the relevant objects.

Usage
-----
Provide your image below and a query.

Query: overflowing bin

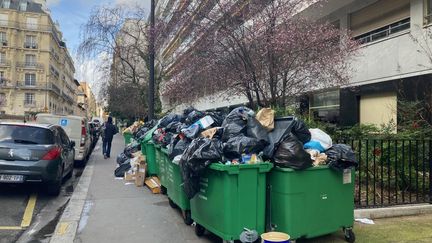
[155,144,167,194]
[123,132,133,145]
[191,162,273,242]
[267,165,355,242]
[143,141,158,176]
[165,150,193,225]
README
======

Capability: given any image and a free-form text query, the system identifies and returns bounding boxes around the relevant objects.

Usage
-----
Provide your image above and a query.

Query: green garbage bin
[165,153,192,225]
[155,144,167,194]
[267,166,355,242]
[123,132,133,145]
[144,141,158,176]
[140,125,158,155]
[191,163,273,242]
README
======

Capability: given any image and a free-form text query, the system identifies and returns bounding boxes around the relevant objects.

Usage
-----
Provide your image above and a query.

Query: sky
[46,0,151,97]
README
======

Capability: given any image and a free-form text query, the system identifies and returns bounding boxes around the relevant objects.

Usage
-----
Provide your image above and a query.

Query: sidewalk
[52,135,432,243]
[64,135,214,243]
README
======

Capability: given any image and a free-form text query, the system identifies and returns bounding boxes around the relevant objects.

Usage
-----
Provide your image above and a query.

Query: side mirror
[70,141,76,148]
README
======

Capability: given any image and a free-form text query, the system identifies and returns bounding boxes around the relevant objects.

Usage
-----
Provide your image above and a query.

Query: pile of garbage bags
[117,106,358,199]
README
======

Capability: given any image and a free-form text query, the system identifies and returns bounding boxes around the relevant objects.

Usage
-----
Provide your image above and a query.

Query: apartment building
[0,0,76,118]
[156,0,432,128]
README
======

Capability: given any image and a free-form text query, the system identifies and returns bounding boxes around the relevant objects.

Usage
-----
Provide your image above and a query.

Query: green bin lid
[209,162,273,174]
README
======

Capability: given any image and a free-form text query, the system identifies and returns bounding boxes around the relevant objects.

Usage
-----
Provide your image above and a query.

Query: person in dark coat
[102,116,118,159]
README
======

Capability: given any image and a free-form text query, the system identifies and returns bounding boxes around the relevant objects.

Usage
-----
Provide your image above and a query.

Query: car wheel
[46,168,63,196]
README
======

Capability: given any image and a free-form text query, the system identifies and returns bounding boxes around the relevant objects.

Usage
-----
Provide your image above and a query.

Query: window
[25,73,36,86]
[350,0,410,37]
[0,13,7,27]
[309,90,340,124]
[425,0,432,24]
[57,127,70,147]
[25,54,36,65]
[0,32,6,45]
[2,0,10,8]
[24,93,35,105]
[19,1,27,11]
[26,17,37,30]
[0,93,5,106]
[25,35,37,48]
[0,52,6,64]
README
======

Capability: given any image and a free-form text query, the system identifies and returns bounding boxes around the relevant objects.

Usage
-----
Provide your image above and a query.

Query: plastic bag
[246,117,269,144]
[325,144,358,172]
[309,128,332,150]
[114,160,131,177]
[221,107,254,142]
[124,141,141,157]
[274,133,312,170]
[180,138,223,199]
[168,136,191,160]
[165,121,182,133]
[291,118,311,144]
[116,153,129,165]
[185,110,206,125]
[304,140,325,153]
[223,135,267,160]
[182,124,201,139]
[206,111,226,127]
[256,108,275,131]
[158,114,181,128]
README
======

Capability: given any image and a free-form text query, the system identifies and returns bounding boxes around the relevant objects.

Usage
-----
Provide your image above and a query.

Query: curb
[49,158,95,243]
[354,204,432,219]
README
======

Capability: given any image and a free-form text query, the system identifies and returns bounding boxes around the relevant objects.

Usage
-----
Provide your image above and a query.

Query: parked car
[88,122,100,148]
[36,114,92,166]
[0,122,75,195]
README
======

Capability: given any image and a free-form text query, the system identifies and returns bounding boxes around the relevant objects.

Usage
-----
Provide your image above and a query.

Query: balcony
[0,60,11,67]
[24,100,36,108]
[23,42,38,49]
[63,93,75,104]
[16,62,44,69]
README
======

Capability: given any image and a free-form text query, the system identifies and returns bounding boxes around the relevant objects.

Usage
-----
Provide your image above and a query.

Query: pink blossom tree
[161,0,358,108]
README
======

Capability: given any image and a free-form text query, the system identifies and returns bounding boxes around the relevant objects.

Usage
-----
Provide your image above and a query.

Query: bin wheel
[168,198,177,209]
[344,228,355,243]
[161,186,167,195]
[183,210,193,225]
[195,224,205,237]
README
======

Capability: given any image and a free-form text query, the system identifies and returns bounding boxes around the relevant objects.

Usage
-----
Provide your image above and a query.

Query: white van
[36,114,92,164]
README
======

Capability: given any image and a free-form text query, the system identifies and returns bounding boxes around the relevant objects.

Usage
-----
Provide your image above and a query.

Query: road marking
[0,226,22,230]
[56,222,69,235]
[20,193,37,228]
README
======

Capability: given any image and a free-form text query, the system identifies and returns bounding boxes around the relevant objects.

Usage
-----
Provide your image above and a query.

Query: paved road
[0,142,99,243]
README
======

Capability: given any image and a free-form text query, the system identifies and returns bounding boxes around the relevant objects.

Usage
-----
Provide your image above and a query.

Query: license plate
[0,174,24,183]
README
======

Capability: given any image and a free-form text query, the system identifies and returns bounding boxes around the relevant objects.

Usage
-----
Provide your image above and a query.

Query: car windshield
[0,125,54,145]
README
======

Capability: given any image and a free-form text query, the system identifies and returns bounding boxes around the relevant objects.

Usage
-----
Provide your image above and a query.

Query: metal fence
[338,139,432,208]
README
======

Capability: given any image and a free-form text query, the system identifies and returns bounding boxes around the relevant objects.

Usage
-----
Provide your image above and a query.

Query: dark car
[88,122,100,148]
[0,122,75,196]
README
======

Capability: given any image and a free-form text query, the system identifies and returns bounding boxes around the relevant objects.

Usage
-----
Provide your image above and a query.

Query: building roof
[0,0,45,14]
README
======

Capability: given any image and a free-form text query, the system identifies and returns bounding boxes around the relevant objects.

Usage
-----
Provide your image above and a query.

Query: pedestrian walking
[102,116,118,159]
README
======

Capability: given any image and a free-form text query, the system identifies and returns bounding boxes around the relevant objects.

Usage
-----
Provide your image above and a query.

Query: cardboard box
[124,171,135,181]
[145,176,161,194]
[135,172,146,187]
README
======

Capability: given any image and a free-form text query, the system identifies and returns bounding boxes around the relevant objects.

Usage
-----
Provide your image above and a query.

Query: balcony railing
[0,60,11,67]
[13,82,62,95]
[355,18,411,45]
[16,62,44,69]
[23,42,38,49]
[24,100,36,108]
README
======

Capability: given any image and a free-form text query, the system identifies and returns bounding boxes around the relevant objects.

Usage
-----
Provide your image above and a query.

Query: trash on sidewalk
[355,218,375,225]
[145,176,161,194]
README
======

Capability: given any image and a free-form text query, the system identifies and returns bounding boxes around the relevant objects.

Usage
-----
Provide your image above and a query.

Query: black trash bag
[221,107,254,142]
[114,160,131,177]
[161,132,174,148]
[168,136,191,160]
[263,117,311,160]
[124,141,141,157]
[325,144,358,172]
[291,118,311,144]
[246,117,269,143]
[166,121,182,133]
[182,124,201,139]
[180,138,223,199]
[223,135,267,160]
[206,111,226,127]
[185,110,206,125]
[177,123,189,134]
[183,106,196,117]
[158,114,181,128]
[274,133,312,170]
[116,153,129,165]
